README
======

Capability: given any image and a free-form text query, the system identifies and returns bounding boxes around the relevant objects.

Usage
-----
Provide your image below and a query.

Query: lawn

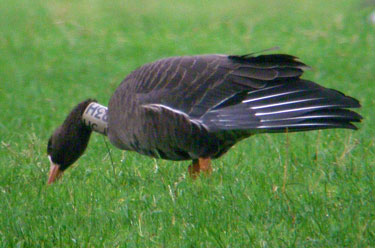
[0,0,374,247]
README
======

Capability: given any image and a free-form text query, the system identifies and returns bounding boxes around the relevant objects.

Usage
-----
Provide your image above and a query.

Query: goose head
[47,99,95,184]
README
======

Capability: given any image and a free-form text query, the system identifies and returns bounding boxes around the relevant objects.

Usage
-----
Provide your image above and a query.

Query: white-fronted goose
[47,53,362,184]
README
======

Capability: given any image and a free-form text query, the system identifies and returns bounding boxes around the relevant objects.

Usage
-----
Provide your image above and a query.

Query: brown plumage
[47,53,362,183]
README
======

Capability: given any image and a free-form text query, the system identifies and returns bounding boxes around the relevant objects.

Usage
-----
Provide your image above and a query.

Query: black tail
[202,79,362,133]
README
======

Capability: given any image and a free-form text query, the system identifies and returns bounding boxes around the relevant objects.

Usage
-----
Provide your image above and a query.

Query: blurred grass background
[0,0,374,247]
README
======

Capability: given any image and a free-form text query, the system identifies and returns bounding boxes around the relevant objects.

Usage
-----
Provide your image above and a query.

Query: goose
[47,52,362,184]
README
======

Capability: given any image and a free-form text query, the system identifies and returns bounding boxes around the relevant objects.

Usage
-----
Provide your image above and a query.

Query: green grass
[1,0,375,246]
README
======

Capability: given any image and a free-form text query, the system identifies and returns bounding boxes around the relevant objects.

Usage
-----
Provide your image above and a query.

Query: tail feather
[201,79,362,133]
[229,54,311,70]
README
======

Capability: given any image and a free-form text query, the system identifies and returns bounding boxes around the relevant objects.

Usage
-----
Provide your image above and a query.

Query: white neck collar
[82,102,108,135]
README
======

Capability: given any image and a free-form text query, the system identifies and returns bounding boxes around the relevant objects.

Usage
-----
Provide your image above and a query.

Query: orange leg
[188,157,212,178]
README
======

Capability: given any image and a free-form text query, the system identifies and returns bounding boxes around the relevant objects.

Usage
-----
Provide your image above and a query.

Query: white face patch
[48,155,53,166]
[48,155,59,168]
[82,102,108,135]
[48,155,58,174]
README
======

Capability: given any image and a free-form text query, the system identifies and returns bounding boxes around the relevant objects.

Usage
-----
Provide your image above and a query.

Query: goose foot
[188,157,212,178]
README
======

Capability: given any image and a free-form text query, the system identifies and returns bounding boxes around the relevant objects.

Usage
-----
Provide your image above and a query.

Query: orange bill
[47,156,63,184]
